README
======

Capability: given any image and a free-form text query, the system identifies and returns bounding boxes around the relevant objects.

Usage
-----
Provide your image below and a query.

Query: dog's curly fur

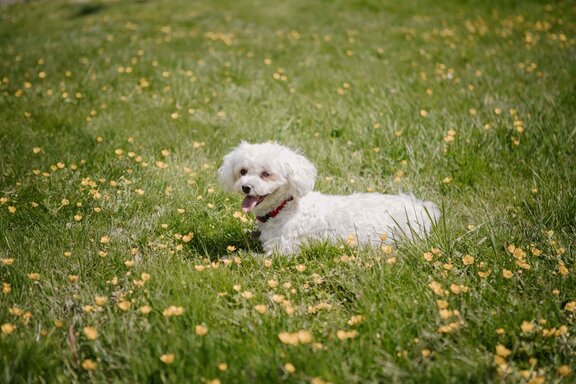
[218,142,440,254]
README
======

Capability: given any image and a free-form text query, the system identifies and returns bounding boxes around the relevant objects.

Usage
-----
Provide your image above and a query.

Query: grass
[1,0,575,382]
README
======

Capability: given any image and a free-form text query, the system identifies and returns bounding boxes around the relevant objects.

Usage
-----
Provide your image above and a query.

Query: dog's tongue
[242,196,259,212]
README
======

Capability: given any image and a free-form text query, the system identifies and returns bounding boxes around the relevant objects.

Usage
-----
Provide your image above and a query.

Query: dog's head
[218,142,317,215]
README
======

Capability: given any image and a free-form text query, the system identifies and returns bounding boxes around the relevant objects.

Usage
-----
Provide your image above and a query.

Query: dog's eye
[260,171,270,178]
[240,168,247,176]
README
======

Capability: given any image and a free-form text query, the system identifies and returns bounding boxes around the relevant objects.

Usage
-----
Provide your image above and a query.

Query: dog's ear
[284,150,317,197]
[218,144,244,192]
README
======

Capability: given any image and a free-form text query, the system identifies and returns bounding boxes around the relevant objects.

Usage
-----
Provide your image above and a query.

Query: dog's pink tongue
[242,196,259,212]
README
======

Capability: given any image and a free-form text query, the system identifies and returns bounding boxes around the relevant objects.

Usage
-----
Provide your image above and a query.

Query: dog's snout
[242,185,251,194]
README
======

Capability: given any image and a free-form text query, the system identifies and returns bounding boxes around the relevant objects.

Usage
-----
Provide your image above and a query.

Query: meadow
[0,0,575,382]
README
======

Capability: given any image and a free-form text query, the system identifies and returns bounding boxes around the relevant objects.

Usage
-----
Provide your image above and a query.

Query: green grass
[1,0,575,382]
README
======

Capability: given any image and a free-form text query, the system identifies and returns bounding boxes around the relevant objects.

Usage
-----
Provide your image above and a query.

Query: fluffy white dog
[218,142,440,254]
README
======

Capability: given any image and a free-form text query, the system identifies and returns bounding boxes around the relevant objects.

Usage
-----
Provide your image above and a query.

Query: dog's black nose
[242,185,251,194]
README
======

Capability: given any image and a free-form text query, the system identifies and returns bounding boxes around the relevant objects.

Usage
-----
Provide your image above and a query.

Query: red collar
[256,197,294,223]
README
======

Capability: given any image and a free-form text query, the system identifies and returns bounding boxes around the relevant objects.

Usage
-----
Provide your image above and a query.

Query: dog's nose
[242,185,251,194]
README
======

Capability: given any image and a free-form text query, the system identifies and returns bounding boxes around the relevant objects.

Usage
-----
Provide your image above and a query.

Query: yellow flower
[27,273,40,281]
[2,258,14,266]
[382,245,394,254]
[278,332,299,345]
[8,206,16,214]
[81,359,98,370]
[18,313,31,325]
[428,281,446,296]
[94,296,108,306]
[267,279,278,288]
[439,309,455,319]
[284,363,296,373]
[1,323,16,334]
[477,270,492,278]
[254,304,267,314]
[83,326,98,340]
[530,247,542,256]
[558,262,569,276]
[240,291,254,299]
[9,306,23,316]
[54,320,64,328]
[117,301,131,311]
[68,275,79,282]
[423,252,433,262]
[422,349,431,357]
[502,269,513,279]
[336,330,358,340]
[348,315,365,325]
[83,305,95,314]
[272,294,285,303]
[495,344,512,358]
[513,248,526,259]
[218,362,228,371]
[226,245,236,252]
[195,324,208,336]
[2,282,11,294]
[100,235,110,244]
[557,365,572,377]
[295,264,306,272]
[520,321,535,334]
[156,160,168,169]
[182,233,193,242]
[438,321,461,333]
[163,306,185,317]
[139,305,152,314]
[32,147,42,154]
[297,330,313,344]
[449,284,462,294]
[564,301,576,311]
[160,354,175,364]
[462,255,475,265]
[63,251,72,257]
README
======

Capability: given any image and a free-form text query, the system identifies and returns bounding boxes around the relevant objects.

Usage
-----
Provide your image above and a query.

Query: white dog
[218,142,440,254]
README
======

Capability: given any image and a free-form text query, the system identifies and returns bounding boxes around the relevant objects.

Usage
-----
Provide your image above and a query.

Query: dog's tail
[396,194,441,241]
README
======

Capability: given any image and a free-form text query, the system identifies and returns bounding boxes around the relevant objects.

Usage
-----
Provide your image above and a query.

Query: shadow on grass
[68,0,150,18]
[184,223,262,260]
[69,3,106,18]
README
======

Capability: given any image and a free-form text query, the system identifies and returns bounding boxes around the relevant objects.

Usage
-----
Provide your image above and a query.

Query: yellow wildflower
[81,359,98,370]
[83,326,98,340]
[160,354,175,364]
[195,324,208,336]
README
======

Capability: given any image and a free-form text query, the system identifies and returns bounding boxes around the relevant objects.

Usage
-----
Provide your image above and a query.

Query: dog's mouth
[242,194,267,213]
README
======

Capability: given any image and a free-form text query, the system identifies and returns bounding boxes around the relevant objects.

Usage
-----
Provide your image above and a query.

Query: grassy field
[1,0,575,382]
